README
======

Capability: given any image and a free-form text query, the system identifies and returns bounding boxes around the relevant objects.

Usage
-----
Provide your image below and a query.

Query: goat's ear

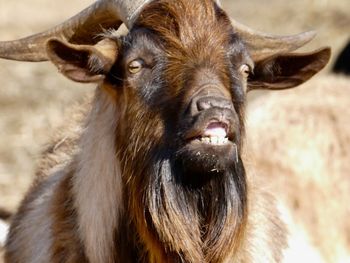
[46,38,119,83]
[247,47,331,91]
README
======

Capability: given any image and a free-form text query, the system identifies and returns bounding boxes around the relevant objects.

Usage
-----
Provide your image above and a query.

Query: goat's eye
[128,59,144,74]
[239,64,251,78]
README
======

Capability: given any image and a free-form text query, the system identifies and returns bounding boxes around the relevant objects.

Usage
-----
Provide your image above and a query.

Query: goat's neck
[72,88,123,263]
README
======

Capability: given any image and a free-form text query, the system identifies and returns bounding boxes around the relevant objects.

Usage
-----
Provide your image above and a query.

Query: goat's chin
[174,142,238,187]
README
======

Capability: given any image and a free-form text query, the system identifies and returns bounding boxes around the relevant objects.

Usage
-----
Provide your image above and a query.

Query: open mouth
[186,121,234,146]
[177,116,240,179]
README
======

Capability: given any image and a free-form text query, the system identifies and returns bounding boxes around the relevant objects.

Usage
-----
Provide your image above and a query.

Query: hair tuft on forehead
[135,0,232,53]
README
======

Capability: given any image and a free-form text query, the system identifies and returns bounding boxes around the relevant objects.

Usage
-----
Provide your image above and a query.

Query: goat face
[109,6,248,189]
[43,0,330,261]
[42,0,330,190]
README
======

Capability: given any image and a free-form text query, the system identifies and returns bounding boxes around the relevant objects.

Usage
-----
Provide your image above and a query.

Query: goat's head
[0,0,330,261]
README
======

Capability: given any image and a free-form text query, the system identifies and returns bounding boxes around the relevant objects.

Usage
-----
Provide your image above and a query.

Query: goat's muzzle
[175,85,240,182]
[185,86,237,146]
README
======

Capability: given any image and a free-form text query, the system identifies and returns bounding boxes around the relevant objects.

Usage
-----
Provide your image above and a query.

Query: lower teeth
[199,137,228,144]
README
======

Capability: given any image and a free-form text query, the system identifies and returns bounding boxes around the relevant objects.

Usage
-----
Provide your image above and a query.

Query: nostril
[197,96,233,112]
[197,98,213,111]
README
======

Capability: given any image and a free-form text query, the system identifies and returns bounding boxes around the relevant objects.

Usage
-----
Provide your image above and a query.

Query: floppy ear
[46,38,119,83]
[248,47,331,91]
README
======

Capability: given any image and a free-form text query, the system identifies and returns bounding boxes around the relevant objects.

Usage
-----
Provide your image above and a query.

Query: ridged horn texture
[0,0,317,63]
[231,18,317,61]
[0,0,151,62]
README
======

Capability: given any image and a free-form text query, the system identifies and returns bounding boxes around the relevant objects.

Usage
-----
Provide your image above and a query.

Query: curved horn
[231,18,317,61]
[0,0,151,62]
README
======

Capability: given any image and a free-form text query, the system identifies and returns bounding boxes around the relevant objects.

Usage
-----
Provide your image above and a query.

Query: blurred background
[0,0,349,262]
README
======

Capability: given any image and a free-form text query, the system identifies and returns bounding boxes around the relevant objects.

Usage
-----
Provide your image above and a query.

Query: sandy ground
[0,0,349,261]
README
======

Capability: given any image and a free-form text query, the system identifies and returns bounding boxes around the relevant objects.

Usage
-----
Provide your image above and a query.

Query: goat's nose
[196,96,233,112]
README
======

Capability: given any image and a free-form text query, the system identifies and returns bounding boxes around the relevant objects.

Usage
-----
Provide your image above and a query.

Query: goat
[0,0,330,262]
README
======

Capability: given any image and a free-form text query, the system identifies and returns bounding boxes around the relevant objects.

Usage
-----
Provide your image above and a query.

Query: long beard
[141,152,248,263]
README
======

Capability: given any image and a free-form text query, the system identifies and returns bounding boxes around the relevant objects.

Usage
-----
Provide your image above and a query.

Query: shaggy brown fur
[117,2,248,262]
[2,0,330,262]
[50,168,88,263]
